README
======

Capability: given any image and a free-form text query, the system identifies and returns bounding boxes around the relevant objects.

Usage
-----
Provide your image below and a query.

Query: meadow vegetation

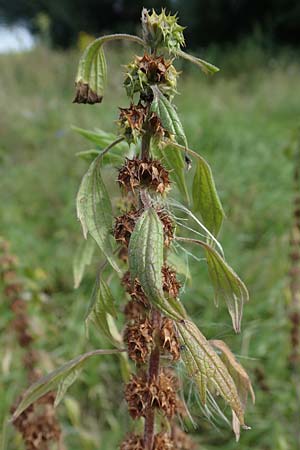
[1,42,299,449]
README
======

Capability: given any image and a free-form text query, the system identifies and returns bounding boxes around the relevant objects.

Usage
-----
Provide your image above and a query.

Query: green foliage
[76,155,120,273]
[73,237,95,288]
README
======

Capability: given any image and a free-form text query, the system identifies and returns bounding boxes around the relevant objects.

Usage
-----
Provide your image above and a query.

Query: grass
[0,43,299,449]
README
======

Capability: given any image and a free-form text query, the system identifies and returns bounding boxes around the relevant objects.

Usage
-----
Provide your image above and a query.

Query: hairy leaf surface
[73,237,95,289]
[151,85,187,147]
[177,237,248,332]
[192,156,225,236]
[176,319,245,436]
[12,349,124,420]
[128,208,186,320]
[85,278,118,344]
[76,156,120,272]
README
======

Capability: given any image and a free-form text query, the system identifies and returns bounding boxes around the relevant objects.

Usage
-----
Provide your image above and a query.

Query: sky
[0,25,35,53]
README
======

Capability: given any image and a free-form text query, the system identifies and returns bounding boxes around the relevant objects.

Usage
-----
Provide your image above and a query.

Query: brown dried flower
[120,433,144,450]
[73,81,103,104]
[114,209,142,247]
[122,271,149,308]
[160,317,180,361]
[124,317,153,363]
[125,369,179,420]
[153,432,174,450]
[117,158,170,194]
[162,265,180,298]
[172,426,198,450]
[118,103,147,143]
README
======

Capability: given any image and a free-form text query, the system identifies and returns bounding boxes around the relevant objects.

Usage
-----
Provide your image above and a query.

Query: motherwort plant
[12,9,254,449]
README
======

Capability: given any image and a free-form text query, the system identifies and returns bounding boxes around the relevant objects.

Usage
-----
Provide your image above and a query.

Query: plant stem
[141,130,151,159]
[144,309,161,450]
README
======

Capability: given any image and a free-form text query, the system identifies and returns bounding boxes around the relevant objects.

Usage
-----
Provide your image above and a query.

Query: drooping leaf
[12,349,124,420]
[74,39,107,104]
[176,319,247,439]
[151,85,187,147]
[176,237,248,332]
[154,142,189,203]
[54,366,83,407]
[85,278,118,345]
[204,244,248,333]
[73,237,96,289]
[76,156,120,273]
[210,339,255,441]
[176,49,220,74]
[192,156,225,237]
[128,208,186,321]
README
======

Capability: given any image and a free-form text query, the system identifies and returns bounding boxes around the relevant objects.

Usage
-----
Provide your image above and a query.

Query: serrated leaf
[192,156,225,236]
[176,49,220,74]
[210,339,255,441]
[176,319,246,437]
[85,278,118,345]
[128,208,186,321]
[151,85,187,147]
[154,143,189,203]
[73,237,95,289]
[177,237,248,332]
[76,156,120,273]
[12,349,124,420]
[74,38,107,103]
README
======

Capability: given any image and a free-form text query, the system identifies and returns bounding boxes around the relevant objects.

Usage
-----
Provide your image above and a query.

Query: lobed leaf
[192,156,225,237]
[73,237,95,289]
[12,349,124,420]
[128,208,186,321]
[76,156,120,273]
[85,278,118,345]
[176,319,247,438]
[176,49,220,74]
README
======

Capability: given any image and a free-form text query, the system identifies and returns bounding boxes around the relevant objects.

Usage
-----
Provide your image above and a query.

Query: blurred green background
[1,1,300,449]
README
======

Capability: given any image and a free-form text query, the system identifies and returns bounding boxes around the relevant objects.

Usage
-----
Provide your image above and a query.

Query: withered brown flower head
[120,433,144,450]
[153,432,174,450]
[160,317,180,361]
[73,81,103,104]
[162,265,181,298]
[12,393,61,450]
[118,158,170,194]
[122,271,149,308]
[124,317,153,363]
[137,54,172,83]
[118,103,148,143]
[114,209,142,247]
[125,369,179,420]
[157,211,175,247]
[171,426,198,450]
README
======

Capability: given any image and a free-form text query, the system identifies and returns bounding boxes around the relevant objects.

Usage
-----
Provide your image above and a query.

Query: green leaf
[154,143,189,203]
[210,339,255,441]
[176,237,248,332]
[192,156,225,236]
[12,349,124,420]
[72,126,127,150]
[74,38,107,103]
[176,49,220,74]
[76,149,124,166]
[151,85,187,147]
[176,319,247,438]
[73,237,95,289]
[128,208,186,321]
[76,156,120,273]
[167,251,191,281]
[85,278,118,345]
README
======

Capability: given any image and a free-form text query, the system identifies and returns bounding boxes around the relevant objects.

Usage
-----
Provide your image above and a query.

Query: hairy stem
[144,309,161,450]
